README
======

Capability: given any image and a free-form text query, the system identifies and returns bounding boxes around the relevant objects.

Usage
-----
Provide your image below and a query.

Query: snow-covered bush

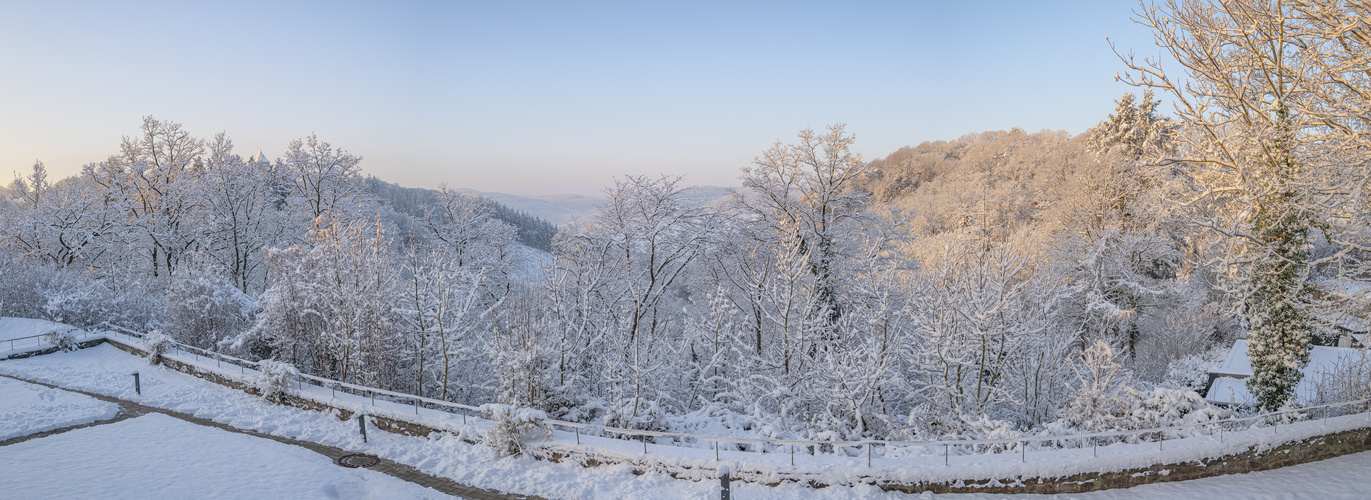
[0,253,159,330]
[1162,342,1231,391]
[254,359,299,403]
[142,329,171,364]
[957,415,1023,453]
[1058,340,1131,433]
[603,398,669,433]
[1057,340,1220,437]
[42,329,78,352]
[1123,387,1220,431]
[480,403,550,457]
[164,262,254,350]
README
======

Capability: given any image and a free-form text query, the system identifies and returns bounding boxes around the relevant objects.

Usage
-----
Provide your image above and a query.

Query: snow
[947,449,1371,499]
[0,413,447,499]
[8,343,1371,499]
[0,376,120,441]
[1206,339,1365,405]
[0,317,71,343]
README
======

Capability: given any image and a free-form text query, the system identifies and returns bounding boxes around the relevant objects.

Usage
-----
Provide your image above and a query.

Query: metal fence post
[574,426,579,445]
[358,413,368,443]
[718,464,731,500]
[132,371,140,395]
[642,435,648,454]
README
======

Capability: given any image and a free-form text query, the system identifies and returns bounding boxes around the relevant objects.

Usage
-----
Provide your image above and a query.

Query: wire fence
[93,323,1371,467]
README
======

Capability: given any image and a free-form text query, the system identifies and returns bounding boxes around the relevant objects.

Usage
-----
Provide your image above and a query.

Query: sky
[0,1,1164,196]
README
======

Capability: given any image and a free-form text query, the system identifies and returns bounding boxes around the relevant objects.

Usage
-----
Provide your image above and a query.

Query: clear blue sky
[1,1,1161,196]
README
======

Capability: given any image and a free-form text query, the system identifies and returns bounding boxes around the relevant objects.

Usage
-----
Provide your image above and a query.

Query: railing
[3,326,97,353]
[101,324,487,422]
[90,323,1371,468]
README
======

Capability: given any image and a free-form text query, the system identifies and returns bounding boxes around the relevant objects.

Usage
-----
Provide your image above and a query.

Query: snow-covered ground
[0,317,72,344]
[5,341,1371,499]
[0,413,447,500]
[0,376,120,441]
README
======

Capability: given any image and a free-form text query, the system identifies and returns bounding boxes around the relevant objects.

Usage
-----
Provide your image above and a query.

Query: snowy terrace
[0,374,452,499]
[8,318,1371,499]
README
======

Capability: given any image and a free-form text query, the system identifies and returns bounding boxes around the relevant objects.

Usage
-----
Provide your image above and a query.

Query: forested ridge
[362,176,558,252]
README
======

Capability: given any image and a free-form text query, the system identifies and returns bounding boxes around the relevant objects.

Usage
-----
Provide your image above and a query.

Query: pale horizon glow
[1,1,1161,197]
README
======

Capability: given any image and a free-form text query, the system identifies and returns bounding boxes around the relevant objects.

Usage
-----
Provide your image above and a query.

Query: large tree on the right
[1118,0,1371,411]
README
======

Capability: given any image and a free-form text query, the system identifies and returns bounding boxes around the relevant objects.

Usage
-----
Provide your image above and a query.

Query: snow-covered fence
[3,327,96,357]
[91,323,1371,469]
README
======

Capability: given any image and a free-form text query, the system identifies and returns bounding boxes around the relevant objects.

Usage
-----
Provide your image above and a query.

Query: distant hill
[461,186,734,227]
[458,190,604,227]
[362,177,558,252]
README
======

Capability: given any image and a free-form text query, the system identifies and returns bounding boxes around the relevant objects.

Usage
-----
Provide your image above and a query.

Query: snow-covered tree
[3,161,117,268]
[903,240,1075,433]
[280,134,364,227]
[736,124,871,326]
[1116,0,1363,410]
[198,134,287,293]
[83,116,206,278]
[248,216,403,387]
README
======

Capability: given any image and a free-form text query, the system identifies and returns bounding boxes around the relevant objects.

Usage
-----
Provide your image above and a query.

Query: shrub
[254,359,299,403]
[42,329,78,352]
[142,329,171,364]
[480,403,550,457]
